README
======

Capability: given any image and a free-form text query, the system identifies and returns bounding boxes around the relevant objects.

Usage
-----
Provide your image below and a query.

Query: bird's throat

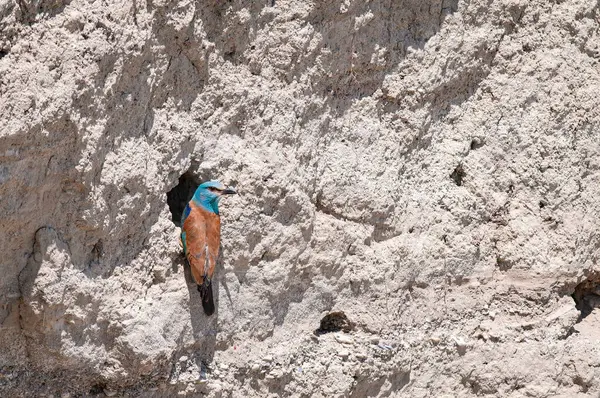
[193,192,220,214]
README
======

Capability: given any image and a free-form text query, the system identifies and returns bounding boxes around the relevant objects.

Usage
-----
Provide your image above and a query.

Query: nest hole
[495,256,512,271]
[167,171,201,227]
[314,311,354,335]
[450,164,465,186]
[572,275,600,320]
[89,383,106,395]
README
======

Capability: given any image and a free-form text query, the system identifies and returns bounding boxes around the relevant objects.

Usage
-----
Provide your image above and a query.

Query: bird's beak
[222,187,237,195]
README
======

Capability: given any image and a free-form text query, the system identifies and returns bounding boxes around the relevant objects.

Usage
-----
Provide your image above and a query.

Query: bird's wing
[182,203,220,285]
[180,204,192,253]
[181,203,191,225]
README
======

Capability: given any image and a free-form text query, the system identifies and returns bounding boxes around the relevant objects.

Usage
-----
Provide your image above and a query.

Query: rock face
[1,0,600,396]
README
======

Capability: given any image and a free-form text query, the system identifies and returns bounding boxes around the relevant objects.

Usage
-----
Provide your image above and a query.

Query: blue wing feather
[181,231,187,255]
[181,204,192,255]
[182,204,191,224]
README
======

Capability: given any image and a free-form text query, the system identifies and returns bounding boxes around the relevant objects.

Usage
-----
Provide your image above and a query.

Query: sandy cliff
[1,0,600,396]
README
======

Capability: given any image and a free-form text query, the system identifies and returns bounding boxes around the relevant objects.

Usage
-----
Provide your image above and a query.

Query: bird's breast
[187,203,221,245]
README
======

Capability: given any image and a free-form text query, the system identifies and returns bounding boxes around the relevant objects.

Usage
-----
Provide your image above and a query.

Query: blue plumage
[182,203,191,223]
[191,180,236,215]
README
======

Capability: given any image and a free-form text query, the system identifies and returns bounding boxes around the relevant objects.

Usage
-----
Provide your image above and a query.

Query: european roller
[181,180,236,315]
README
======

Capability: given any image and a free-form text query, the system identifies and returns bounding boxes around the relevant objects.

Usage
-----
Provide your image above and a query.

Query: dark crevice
[572,275,600,321]
[496,256,512,271]
[89,383,105,395]
[573,375,590,393]
[315,311,354,335]
[167,171,201,227]
[450,164,465,186]
[470,138,484,150]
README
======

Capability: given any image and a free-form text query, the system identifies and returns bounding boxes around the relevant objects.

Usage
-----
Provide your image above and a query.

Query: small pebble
[430,336,441,345]
[103,390,117,397]
[453,336,468,354]
[338,349,350,359]
[268,369,283,379]
[335,333,354,345]
[179,355,188,362]
[251,363,261,372]
[263,355,273,363]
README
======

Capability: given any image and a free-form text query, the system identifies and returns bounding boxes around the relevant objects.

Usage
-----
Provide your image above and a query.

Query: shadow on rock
[181,255,217,366]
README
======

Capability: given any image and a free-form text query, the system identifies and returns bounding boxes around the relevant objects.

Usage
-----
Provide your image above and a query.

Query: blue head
[191,180,237,214]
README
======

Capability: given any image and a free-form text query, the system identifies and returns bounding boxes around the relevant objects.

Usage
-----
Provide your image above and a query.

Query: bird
[181,180,236,315]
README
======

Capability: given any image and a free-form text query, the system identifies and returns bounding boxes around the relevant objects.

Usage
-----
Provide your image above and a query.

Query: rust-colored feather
[182,202,221,287]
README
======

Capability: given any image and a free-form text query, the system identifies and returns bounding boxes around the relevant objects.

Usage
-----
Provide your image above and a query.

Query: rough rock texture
[1,0,600,396]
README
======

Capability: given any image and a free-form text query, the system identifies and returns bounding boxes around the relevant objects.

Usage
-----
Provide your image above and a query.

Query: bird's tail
[197,281,215,316]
